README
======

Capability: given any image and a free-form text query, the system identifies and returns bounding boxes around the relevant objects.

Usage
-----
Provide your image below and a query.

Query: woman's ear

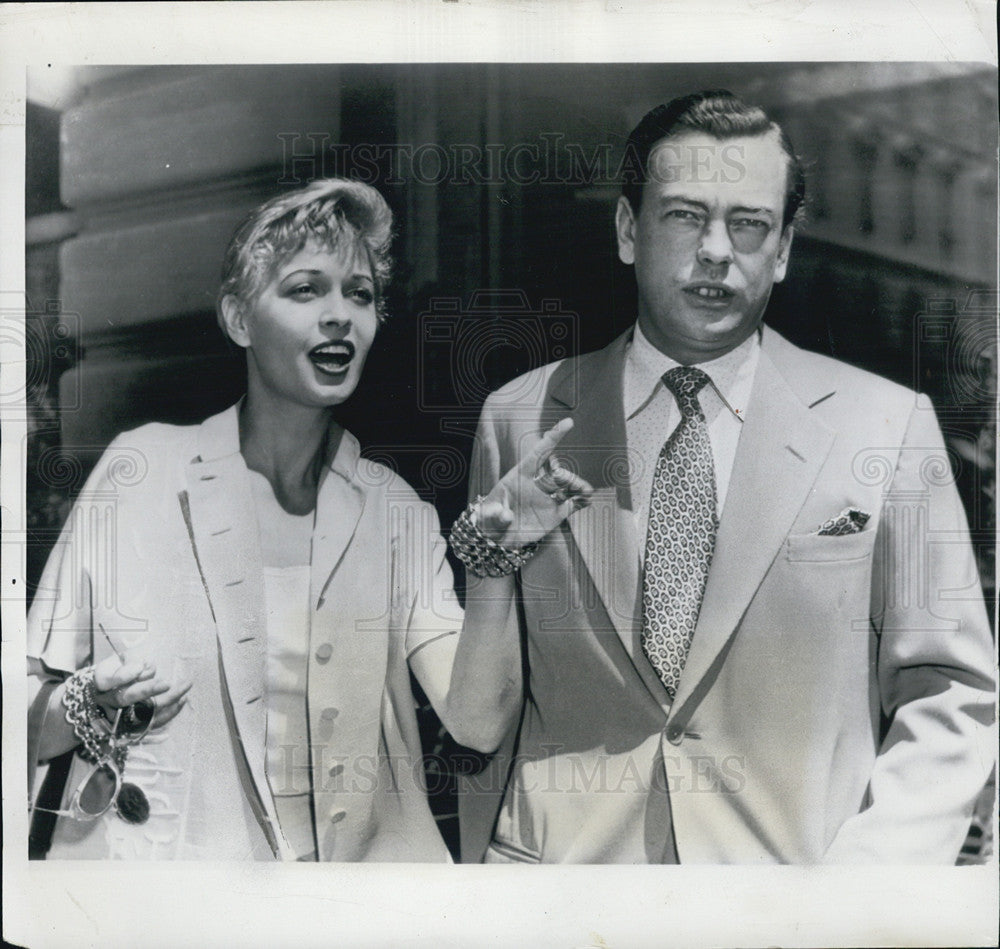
[220,295,252,348]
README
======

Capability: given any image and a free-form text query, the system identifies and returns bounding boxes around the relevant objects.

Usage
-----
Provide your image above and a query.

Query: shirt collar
[624,323,760,421]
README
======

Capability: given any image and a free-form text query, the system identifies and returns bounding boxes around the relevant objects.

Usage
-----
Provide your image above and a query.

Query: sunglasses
[31,698,155,824]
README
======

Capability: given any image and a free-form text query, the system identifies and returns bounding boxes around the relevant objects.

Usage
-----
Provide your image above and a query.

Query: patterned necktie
[641,366,718,700]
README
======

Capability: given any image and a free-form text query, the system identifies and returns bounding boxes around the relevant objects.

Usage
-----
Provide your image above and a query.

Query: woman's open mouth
[308,340,356,376]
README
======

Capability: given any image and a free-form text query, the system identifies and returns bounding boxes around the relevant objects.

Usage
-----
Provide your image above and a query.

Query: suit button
[320,707,338,722]
[315,643,333,663]
[329,808,347,824]
[328,763,344,778]
[666,724,683,745]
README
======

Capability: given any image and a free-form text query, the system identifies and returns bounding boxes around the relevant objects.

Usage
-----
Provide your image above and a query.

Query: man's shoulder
[485,361,554,414]
[485,333,625,411]
[764,328,917,413]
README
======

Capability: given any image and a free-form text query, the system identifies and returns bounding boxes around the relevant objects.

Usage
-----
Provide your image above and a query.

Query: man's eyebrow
[657,195,709,209]
[657,197,777,217]
[731,205,776,217]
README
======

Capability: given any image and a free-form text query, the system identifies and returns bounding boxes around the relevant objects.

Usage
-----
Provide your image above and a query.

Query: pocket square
[816,507,870,536]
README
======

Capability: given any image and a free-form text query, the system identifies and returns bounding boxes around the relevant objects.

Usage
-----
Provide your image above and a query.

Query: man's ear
[773,225,794,284]
[220,295,252,348]
[615,196,638,265]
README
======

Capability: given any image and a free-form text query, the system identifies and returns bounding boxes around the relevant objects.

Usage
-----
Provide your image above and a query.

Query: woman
[27,178,589,861]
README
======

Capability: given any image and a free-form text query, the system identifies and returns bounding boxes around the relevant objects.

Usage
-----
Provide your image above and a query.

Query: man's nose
[696,219,734,267]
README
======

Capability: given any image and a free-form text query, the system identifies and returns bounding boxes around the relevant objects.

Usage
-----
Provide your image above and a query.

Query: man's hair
[217,178,393,331]
[621,90,806,230]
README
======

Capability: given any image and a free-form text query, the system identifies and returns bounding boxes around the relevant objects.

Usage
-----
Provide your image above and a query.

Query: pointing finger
[521,418,574,471]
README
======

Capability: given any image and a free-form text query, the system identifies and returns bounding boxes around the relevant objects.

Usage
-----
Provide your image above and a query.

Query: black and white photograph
[2,2,997,947]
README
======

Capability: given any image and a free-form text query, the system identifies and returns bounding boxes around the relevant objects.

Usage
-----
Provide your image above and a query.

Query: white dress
[250,470,317,861]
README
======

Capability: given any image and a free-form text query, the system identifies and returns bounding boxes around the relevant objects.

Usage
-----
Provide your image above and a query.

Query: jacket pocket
[785,528,877,563]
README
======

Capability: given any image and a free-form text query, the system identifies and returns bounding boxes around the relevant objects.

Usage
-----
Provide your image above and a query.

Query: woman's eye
[349,287,374,305]
[290,284,318,299]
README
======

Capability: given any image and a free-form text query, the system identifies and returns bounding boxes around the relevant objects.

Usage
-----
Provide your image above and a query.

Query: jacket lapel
[669,330,836,714]
[548,333,646,666]
[311,426,366,612]
[178,404,289,858]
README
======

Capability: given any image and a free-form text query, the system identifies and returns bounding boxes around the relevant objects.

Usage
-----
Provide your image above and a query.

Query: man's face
[616,130,794,364]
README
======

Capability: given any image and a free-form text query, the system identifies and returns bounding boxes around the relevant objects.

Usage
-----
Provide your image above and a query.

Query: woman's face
[232,239,379,409]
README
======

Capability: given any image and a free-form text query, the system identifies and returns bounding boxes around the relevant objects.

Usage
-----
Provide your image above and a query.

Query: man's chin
[687,315,757,347]
[674,321,764,364]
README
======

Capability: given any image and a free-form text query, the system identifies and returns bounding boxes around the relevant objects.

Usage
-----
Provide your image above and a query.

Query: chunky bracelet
[449,497,539,578]
[59,666,149,825]
[62,667,108,762]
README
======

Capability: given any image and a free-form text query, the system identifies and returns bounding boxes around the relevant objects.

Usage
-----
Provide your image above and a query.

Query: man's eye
[665,209,702,223]
[730,218,769,230]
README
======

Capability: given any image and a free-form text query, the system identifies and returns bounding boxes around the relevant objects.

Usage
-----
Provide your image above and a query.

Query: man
[457,90,995,863]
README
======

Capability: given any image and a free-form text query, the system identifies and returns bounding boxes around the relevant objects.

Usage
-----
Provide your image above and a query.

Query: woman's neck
[238,387,333,516]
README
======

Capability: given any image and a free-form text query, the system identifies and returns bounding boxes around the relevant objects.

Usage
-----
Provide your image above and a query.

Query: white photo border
[2,3,997,947]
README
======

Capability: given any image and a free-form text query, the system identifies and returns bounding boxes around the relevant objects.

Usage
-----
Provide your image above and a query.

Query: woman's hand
[92,654,193,731]
[477,418,593,547]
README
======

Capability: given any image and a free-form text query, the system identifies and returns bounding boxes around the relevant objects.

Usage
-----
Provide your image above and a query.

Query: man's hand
[477,418,593,547]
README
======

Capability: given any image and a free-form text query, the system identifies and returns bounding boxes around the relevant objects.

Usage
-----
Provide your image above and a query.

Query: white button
[315,643,333,663]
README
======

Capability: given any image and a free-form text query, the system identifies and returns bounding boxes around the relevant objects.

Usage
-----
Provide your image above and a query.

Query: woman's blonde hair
[217,178,393,330]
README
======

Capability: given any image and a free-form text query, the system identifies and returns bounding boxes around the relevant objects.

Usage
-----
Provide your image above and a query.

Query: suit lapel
[670,333,836,714]
[549,333,646,668]
[178,405,289,858]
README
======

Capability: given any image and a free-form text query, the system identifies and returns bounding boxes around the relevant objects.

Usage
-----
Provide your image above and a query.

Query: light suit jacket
[459,326,995,864]
[28,404,462,861]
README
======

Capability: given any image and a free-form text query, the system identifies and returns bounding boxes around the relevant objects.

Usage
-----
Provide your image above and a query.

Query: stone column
[57,65,342,472]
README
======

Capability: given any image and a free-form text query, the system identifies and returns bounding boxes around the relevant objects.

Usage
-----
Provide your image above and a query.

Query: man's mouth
[685,284,734,302]
[308,340,355,375]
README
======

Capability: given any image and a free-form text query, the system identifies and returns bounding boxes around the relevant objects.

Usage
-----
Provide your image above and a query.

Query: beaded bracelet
[62,667,109,763]
[449,497,539,578]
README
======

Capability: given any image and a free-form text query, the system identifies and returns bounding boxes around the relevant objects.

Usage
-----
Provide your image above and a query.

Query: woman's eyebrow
[279,268,324,282]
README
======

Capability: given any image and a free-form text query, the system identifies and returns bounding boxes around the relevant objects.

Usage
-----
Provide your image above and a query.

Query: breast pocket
[785,528,877,563]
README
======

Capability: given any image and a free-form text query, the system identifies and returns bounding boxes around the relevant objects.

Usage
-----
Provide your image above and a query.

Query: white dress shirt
[623,324,760,545]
